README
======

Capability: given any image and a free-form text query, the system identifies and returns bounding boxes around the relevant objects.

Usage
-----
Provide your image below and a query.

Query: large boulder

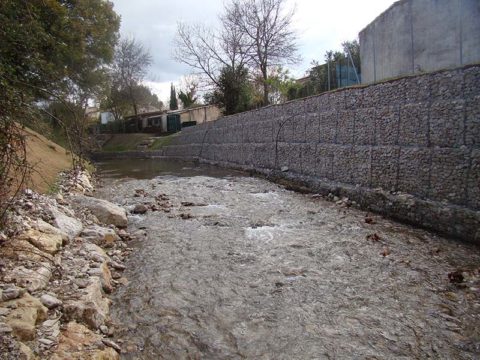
[0,239,54,263]
[63,278,110,330]
[17,229,63,254]
[4,293,48,341]
[87,262,113,294]
[48,206,83,240]
[81,225,120,247]
[31,219,69,243]
[50,322,119,360]
[4,264,52,293]
[71,196,127,228]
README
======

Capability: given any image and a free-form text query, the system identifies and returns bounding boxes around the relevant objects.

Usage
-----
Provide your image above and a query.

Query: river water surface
[96,158,480,359]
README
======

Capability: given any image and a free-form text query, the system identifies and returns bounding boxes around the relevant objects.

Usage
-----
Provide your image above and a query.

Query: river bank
[3,158,479,359]
[0,169,136,359]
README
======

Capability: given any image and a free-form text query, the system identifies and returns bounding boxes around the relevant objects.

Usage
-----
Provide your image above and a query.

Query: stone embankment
[0,170,137,359]
[107,64,478,243]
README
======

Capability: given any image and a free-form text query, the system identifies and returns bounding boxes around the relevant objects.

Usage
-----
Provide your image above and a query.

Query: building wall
[157,65,480,242]
[360,0,480,84]
[176,105,222,125]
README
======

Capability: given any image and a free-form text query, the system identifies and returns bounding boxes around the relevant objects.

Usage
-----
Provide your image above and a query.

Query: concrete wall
[155,65,480,242]
[360,0,480,84]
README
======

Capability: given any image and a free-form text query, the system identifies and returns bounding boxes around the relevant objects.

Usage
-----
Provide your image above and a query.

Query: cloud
[113,0,396,102]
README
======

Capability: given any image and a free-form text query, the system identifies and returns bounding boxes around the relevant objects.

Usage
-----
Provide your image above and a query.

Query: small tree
[223,0,300,105]
[178,75,199,108]
[206,65,252,115]
[111,37,152,116]
[169,84,178,110]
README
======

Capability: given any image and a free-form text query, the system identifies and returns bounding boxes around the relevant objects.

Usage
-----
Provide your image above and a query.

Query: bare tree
[112,37,152,116]
[224,0,300,105]
[174,21,249,89]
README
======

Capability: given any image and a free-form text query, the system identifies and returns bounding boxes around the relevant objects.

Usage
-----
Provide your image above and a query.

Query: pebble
[102,339,122,352]
[74,278,90,289]
[38,338,54,346]
[40,294,63,309]
[110,261,126,271]
[1,287,25,301]
[0,307,10,316]
[0,322,13,333]
[132,204,148,214]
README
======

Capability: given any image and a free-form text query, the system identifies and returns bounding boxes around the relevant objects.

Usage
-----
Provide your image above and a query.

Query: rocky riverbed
[95,160,480,359]
[0,169,137,359]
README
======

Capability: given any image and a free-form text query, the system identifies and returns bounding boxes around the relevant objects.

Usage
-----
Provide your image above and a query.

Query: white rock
[64,278,110,330]
[81,225,120,247]
[5,265,52,292]
[0,307,10,316]
[40,294,63,309]
[38,338,54,346]
[0,322,13,333]
[1,286,25,301]
[48,206,83,241]
[71,195,127,228]
[31,219,69,243]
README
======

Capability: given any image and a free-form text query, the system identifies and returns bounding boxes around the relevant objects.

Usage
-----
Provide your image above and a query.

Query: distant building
[171,105,222,127]
[100,112,115,125]
[122,105,222,134]
[360,0,480,84]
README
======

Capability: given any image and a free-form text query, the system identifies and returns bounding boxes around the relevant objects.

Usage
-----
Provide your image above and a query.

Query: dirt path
[98,168,480,359]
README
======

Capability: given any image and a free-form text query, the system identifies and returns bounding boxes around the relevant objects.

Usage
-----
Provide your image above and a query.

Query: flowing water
[96,159,480,359]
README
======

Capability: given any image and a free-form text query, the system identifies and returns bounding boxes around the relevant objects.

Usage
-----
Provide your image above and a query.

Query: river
[96,158,480,359]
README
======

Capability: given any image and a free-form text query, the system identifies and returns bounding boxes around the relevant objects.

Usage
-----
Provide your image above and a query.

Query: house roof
[124,110,166,120]
[168,104,219,115]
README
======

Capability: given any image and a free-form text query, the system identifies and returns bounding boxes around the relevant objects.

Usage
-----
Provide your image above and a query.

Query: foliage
[104,37,153,119]
[205,65,253,115]
[102,84,162,125]
[169,84,179,110]
[290,40,361,100]
[0,0,120,226]
[223,0,300,105]
[178,91,197,109]
[174,0,299,106]
[264,67,298,104]
[178,76,199,108]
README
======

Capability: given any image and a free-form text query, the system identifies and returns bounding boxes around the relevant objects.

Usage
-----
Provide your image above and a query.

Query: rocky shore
[0,169,136,359]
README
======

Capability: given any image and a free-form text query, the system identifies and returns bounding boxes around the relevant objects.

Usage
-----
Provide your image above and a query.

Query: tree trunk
[262,67,269,106]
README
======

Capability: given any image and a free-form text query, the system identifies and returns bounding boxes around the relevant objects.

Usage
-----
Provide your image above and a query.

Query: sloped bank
[0,170,138,359]
[99,65,480,243]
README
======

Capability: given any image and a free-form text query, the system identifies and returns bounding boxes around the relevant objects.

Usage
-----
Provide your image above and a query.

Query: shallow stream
[96,159,480,359]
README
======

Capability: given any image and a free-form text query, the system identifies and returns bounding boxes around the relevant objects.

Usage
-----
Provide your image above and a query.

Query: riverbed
[96,158,480,359]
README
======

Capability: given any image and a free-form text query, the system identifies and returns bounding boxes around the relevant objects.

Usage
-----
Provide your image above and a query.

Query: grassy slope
[101,133,153,152]
[101,133,178,152]
[23,127,72,193]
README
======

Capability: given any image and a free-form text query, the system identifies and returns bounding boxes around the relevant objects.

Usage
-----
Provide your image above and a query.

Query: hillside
[23,127,72,193]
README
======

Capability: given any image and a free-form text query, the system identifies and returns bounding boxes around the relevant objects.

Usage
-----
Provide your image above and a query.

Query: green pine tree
[169,83,178,110]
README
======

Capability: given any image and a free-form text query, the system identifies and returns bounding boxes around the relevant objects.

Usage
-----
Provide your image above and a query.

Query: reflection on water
[95,158,244,180]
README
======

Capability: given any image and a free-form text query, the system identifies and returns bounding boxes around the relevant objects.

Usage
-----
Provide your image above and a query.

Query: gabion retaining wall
[119,65,480,242]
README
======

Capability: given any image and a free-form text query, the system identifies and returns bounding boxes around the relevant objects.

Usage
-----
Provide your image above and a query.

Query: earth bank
[0,169,136,359]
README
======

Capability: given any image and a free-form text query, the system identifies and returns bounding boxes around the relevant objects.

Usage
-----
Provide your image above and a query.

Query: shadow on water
[95,158,244,180]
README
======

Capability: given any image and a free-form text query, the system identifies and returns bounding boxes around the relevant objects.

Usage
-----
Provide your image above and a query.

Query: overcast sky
[111,0,397,103]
